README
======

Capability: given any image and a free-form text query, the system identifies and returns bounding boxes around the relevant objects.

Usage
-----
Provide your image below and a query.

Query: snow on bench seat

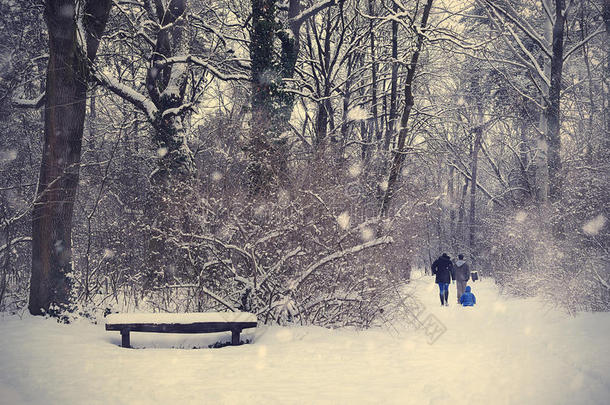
[105,312,257,348]
[106,312,257,325]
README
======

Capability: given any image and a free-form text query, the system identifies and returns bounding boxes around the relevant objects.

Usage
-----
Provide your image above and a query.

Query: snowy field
[1,273,609,405]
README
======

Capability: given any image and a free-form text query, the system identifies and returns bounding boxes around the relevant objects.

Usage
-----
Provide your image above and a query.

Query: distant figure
[432,253,454,306]
[454,254,470,303]
[459,286,476,307]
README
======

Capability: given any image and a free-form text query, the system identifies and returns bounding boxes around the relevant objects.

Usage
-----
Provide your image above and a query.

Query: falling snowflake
[346,106,370,121]
[348,163,362,178]
[337,211,351,230]
[0,149,17,163]
[582,214,606,236]
[361,227,374,241]
[515,211,527,223]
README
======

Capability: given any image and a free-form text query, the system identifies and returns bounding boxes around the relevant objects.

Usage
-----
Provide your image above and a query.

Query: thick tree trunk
[380,0,434,217]
[248,0,311,192]
[146,0,195,183]
[29,0,111,316]
[546,0,565,203]
[535,1,553,203]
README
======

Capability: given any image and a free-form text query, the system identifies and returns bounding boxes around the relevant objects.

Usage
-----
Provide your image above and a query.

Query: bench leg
[120,329,131,348]
[231,329,241,345]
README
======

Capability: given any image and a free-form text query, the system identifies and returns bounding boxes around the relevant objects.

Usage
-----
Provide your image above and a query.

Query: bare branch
[292,236,394,290]
[12,93,45,109]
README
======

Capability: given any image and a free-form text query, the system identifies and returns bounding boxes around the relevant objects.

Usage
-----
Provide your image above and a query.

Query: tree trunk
[146,0,195,183]
[368,0,379,144]
[448,164,456,250]
[546,0,565,203]
[248,0,309,192]
[603,0,610,151]
[534,0,552,203]
[385,0,399,151]
[469,126,483,268]
[457,176,469,251]
[517,110,534,205]
[380,0,434,217]
[314,9,333,148]
[29,0,111,316]
[340,53,355,147]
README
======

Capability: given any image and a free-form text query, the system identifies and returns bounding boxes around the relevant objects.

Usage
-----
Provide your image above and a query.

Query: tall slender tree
[380,0,434,216]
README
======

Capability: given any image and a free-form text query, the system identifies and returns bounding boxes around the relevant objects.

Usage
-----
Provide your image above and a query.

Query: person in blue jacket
[459,285,476,307]
[431,253,454,306]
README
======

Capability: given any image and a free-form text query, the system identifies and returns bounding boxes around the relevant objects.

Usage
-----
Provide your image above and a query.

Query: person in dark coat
[431,253,454,306]
[459,285,476,306]
[454,254,470,303]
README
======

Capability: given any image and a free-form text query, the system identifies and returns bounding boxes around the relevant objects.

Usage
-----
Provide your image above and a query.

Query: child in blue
[459,285,476,306]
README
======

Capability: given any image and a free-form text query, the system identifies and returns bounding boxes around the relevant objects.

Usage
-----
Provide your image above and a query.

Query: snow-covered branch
[157,282,238,311]
[0,237,32,255]
[12,93,45,109]
[154,56,249,81]
[563,24,605,62]
[292,236,393,290]
[93,69,158,122]
[448,163,505,208]
[486,5,550,87]
[290,0,341,28]
[483,0,551,58]
[161,103,193,118]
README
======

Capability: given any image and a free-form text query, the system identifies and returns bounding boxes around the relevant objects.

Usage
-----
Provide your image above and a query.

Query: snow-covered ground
[1,273,609,405]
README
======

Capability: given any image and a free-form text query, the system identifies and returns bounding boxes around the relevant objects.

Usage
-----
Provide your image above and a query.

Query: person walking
[431,253,454,306]
[454,254,470,303]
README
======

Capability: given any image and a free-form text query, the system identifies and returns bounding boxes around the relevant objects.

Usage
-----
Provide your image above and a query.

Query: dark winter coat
[431,254,454,284]
[459,286,476,306]
[454,260,470,282]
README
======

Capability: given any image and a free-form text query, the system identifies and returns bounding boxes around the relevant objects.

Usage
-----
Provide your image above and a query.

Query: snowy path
[1,274,609,405]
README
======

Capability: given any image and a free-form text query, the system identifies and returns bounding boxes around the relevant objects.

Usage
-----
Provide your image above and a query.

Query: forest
[0,0,608,324]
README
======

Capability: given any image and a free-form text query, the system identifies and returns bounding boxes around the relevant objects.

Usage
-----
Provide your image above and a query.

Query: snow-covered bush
[479,204,610,312]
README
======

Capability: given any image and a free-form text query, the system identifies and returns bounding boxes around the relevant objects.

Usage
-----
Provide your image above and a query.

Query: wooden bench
[105,312,257,348]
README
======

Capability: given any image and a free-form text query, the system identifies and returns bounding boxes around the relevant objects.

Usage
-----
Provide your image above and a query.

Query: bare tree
[380,0,434,216]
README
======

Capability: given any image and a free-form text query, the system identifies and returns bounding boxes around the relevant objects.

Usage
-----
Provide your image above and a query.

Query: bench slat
[105,321,257,334]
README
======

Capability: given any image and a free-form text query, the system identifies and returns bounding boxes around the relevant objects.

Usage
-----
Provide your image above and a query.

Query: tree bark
[385,0,399,151]
[546,0,565,202]
[29,0,111,316]
[603,0,610,150]
[314,9,333,148]
[146,0,195,183]
[368,0,379,144]
[457,176,469,251]
[469,126,483,268]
